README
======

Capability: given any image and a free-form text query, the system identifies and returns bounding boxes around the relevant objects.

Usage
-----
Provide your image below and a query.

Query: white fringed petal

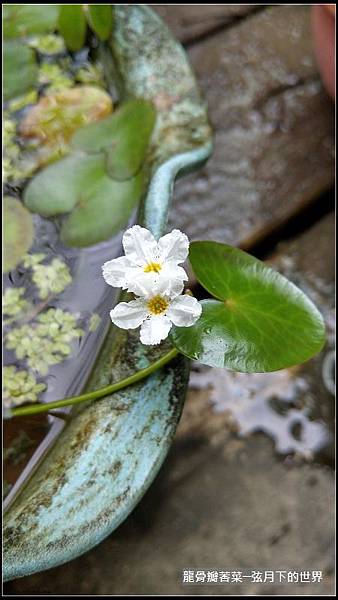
[158,229,189,263]
[122,225,158,266]
[160,261,188,291]
[166,294,202,326]
[129,268,185,299]
[102,256,132,288]
[110,299,147,329]
[140,315,172,345]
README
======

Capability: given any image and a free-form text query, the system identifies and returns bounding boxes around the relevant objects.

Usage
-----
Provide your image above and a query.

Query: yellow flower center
[147,295,169,316]
[144,261,162,273]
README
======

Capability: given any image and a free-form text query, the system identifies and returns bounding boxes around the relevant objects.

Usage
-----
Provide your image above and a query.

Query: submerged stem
[10,347,179,418]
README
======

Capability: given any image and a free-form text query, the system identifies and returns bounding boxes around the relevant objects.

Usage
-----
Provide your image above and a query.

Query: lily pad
[72,98,156,180]
[4,197,34,273]
[24,152,144,246]
[171,241,326,372]
[3,5,59,39]
[19,86,113,157]
[4,41,38,102]
[87,5,113,41]
[58,5,87,52]
[60,171,144,247]
[24,153,107,216]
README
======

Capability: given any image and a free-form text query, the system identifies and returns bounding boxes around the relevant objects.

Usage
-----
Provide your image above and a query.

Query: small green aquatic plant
[3,367,47,409]
[3,288,30,322]
[3,252,86,407]
[5,308,84,376]
[8,227,326,419]
[30,258,72,300]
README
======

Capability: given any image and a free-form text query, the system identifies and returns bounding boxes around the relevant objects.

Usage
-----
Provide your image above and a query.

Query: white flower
[109,280,202,345]
[102,225,189,297]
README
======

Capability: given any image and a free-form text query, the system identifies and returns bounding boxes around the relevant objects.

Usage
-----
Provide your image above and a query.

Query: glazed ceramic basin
[3,5,212,580]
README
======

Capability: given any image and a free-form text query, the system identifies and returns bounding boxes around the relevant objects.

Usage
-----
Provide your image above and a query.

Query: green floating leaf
[60,171,144,247]
[23,153,144,247]
[171,242,326,372]
[72,98,156,180]
[3,5,59,39]
[58,5,87,52]
[4,41,38,101]
[4,197,34,273]
[87,5,113,41]
[24,154,106,217]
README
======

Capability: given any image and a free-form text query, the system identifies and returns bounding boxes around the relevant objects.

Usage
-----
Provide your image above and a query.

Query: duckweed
[31,257,72,299]
[3,287,30,319]
[3,366,47,408]
[29,34,66,55]
[5,308,84,375]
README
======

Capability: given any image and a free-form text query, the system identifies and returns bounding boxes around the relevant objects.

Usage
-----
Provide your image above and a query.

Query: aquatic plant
[5,308,83,376]
[10,226,326,417]
[3,197,34,273]
[28,33,65,55]
[38,63,73,92]
[30,257,72,300]
[2,4,327,435]
[24,99,156,247]
[3,366,47,408]
[3,288,30,320]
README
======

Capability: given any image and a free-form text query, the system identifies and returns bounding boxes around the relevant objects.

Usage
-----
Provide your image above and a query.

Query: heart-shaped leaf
[171,241,326,372]
[87,5,113,41]
[58,5,87,52]
[23,152,144,247]
[60,171,144,247]
[4,41,38,101]
[3,5,59,39]
[71,98,156,180]
[4,197,34,272]
[24,154,106,217]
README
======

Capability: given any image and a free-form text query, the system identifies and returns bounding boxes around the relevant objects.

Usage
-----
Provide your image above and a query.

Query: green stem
[10,347,179,418]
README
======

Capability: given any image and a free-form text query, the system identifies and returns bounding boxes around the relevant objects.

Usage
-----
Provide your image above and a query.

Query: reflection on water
[189,362,333,460]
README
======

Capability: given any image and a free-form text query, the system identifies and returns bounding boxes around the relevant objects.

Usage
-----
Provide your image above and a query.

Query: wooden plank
[168,6,334,247]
